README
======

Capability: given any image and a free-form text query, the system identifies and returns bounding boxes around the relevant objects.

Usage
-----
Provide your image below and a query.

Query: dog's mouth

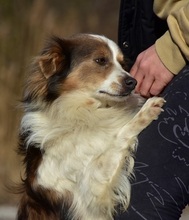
[99,90,131,97]
[98,77,137,98]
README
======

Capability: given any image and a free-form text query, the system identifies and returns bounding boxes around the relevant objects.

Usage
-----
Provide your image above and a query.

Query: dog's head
[24,34,137,106]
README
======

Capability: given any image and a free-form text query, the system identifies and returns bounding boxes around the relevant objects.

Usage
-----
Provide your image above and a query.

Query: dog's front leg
[117,97,165,146]
[115,97,165,174]
[82,97,165,219]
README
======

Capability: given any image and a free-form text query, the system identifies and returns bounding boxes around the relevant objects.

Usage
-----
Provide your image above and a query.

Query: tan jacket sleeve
[153,0,189,74]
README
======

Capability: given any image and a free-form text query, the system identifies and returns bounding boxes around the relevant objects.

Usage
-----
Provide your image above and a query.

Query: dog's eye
[95,57,108,66]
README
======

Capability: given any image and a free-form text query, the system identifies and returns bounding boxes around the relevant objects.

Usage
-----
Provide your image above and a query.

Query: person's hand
[130,45,174,97]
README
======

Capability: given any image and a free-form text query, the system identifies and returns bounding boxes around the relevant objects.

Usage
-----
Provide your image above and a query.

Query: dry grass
[0,0,120,204]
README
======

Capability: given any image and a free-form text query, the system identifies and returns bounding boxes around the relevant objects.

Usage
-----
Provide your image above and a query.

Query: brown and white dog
[17,34,165,220]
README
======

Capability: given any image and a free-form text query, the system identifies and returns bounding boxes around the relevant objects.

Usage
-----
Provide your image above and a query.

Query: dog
[17,33,165,220]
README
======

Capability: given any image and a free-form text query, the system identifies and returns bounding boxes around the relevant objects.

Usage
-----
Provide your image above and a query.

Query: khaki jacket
[154,0,189,74]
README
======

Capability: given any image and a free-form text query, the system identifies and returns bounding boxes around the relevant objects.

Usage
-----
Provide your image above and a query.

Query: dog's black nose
[125,77,137,90]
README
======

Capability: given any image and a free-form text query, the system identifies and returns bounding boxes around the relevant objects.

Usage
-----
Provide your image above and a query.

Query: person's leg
[115,66,189,220]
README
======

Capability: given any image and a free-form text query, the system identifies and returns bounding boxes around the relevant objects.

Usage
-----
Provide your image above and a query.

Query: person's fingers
[150,80,166,96]
[133,71,144,93]
[130,65,138,77]
[139,75,155,97]
[130,53,143,77]
[130,63,141,93]
[149,71,174,96]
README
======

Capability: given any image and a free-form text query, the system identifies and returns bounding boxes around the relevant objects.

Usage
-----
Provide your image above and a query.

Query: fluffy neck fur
[22,91,142,147]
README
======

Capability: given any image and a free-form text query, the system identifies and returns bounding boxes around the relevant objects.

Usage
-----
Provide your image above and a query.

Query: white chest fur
[22,91,164,220]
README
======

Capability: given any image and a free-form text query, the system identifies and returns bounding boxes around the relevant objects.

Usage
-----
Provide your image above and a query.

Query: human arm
[130,1,189,97]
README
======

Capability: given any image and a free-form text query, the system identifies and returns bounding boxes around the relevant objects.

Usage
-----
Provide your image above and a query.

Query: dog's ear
[39,53,63,79]
[38,37,70,79]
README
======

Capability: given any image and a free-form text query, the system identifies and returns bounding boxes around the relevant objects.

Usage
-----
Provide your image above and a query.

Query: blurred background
[0,0,188,219]
[0,0,120,218]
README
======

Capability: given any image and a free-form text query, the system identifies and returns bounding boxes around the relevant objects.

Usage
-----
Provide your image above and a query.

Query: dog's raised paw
[142,97,166,120]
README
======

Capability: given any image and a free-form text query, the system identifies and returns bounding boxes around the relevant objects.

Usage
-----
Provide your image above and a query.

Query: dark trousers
[115,66,189,220]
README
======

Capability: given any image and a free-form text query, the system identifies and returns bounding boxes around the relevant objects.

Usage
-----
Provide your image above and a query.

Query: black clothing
[117,0,189,219]
[115,67,189,220]
[118,0,167,67]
